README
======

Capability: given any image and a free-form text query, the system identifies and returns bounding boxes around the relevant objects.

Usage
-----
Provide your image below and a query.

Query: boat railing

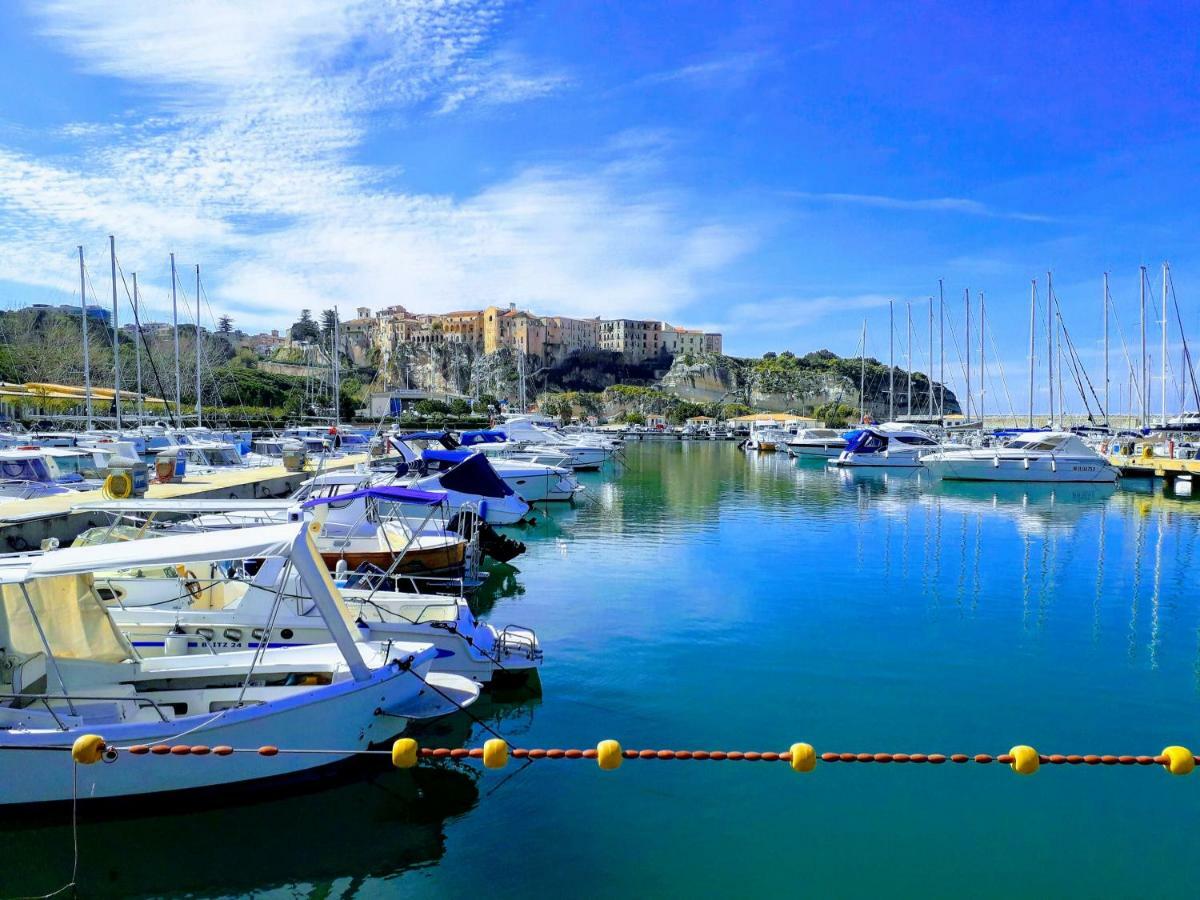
[0,691,172,729]
[498,624,540,660]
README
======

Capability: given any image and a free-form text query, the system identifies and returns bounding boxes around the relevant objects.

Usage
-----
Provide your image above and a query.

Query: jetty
[1108,451,1200,490]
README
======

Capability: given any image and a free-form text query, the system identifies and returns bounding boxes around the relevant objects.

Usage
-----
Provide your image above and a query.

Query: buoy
[482,738,508,769]
[1009,745,1039,775]
[103,471,132,500]
[1161,745,1194,776]
[391,737,418,769]
[71,733,105,765]
[789,742,816,772]
[596,739,622,770]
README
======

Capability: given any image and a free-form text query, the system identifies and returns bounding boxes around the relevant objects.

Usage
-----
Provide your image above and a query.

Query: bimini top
[301,485,446,509]
[0,522,308,585]
[459,430,508,446]
[422,448,472,465]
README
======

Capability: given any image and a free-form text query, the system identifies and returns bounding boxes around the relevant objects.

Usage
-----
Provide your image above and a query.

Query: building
[544,315,600,362]
[439,310,484,348]
[703,333,723,354]
[598,319,663,363]
[659,323,706,357]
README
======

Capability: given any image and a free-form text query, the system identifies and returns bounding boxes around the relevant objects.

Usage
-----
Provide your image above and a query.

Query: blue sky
[1,1,1198,414]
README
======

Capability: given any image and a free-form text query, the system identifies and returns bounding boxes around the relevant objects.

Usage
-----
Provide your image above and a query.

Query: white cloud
[0,1,744,330]
[787,191,1053,223]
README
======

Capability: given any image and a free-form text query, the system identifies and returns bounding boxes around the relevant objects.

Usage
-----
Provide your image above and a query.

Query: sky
[1,0,1199,415]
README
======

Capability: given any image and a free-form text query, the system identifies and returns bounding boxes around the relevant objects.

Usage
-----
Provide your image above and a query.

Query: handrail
[0,691,171,728]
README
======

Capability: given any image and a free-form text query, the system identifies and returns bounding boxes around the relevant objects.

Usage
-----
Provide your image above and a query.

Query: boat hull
[320,542,465,576]
[925,455,1118,483]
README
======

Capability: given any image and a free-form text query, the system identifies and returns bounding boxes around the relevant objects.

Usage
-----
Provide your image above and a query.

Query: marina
[2,441,1199,896]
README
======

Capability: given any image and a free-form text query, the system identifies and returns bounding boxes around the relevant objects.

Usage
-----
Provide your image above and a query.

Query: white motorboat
[101,556,541,685]
[394,433,580,503]
[786,428,848,459]
[829,423,941,468]
[746,421,790,452]
[0,446,108,500]
[459,422,613,471]
[921,432,1119,483]
[0,522,478,807]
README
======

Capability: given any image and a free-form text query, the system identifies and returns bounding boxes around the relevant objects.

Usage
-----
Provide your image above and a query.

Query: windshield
[1006,436,1067,451]
[0,457,52,482]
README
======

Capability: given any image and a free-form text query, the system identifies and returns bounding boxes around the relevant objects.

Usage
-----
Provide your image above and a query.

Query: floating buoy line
[60,734,1199,776]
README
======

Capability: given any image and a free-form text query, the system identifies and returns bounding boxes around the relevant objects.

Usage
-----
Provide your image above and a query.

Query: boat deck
[1109,452,1200,481]
[0,455,367,548]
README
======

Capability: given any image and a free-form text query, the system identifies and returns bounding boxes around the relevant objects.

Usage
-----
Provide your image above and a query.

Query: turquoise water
[7,442,1200,897]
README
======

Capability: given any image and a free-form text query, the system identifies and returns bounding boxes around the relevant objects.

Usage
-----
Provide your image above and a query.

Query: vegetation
[813,401,861,428]
[290,309,320,343]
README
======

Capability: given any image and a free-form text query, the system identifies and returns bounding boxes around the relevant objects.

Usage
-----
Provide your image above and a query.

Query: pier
[0,455,367,550]
[1108,452,1200,491]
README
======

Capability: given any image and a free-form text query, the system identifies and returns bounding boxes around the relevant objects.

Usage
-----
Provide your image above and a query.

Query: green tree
[667,401,707,425]
[217,315,233,334]
[290,310,319,343]
[814,401,860,428]
[321,309,338,339]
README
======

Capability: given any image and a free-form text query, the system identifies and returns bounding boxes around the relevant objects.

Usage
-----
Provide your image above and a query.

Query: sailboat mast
[1028,279,1036,429]
[859,319,866,422]
[1047,271,1054,426]
[133,272,143,423]
[194,264,202,427]
[964,289,971,421]
[979,291,985,426]
[1103,272,1109,426]
[1140,265,1147,428]
[171,252,181,427]
[1162,262,1168,427]
[938,279,944,418]
[888,301,894,421]
[927,297,934,417]
[906,301,912,418]
[109,234,121,431]
[333,306,341,428]
[78,246,93,429]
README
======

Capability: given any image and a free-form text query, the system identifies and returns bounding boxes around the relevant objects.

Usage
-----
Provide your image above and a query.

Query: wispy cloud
[787,191,1053,223]
[627,51,770,90]
[0,1,748,330]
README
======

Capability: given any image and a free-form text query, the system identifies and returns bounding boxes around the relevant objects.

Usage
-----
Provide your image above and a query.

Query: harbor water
[7,441,1199,897]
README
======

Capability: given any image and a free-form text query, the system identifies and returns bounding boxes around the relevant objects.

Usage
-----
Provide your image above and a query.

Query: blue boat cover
[422,448,471,464]
[302,485,446,508]
[436,452,513,498]
[399,431,452,441]
[459,429,507,446]
[843,429,887,454]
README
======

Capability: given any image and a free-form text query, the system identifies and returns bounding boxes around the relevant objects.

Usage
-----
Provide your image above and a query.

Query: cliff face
[658,352,961,417]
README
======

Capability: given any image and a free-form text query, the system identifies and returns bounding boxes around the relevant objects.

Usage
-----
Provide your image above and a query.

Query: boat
[459,423,613,470]
[786,428,848,459]
[0,521,479,806]
[0,446,109,500]
[829,423,941,468]
[746,421,790,452]
[395,433,581,503]
[921,432,1119,482]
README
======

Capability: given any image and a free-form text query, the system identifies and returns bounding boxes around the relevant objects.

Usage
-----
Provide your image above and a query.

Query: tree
[217,315,233,334]
[320,309,338,339]
[290,310,320,343]
[814,401,859,428]
[667,401,707,425]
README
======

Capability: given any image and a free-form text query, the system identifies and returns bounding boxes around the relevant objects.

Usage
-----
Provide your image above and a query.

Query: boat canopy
[1,572,129,663]
[422,448,471,465]
[399,431,454,443]
[437,452,513,498]
[843,429,888,453]
[459,430,507,446]
[301,485,446,509]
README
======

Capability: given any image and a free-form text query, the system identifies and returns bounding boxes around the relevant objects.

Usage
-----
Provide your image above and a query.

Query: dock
[0,455,368,551]
[1109,452,1200,489]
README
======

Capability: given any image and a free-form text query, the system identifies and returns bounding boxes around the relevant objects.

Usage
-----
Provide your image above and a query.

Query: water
[7,442,1200,897]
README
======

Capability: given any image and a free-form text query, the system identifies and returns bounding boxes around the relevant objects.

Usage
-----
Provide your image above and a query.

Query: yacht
[922,432,1119,483]
[746,421,790,451]
[396,433,581,503]
[0,522,478,806]
[829,423,941,468]
[786,428,848,459]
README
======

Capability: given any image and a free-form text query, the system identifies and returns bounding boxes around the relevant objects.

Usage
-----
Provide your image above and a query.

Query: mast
[965,289,971,420]
[906,301,912,418]
[888,301,894,421]
[109,234,121,430]
[859,319,866,422]
[1028,279,1036,429]
[195,264,202,427]
[938,280,944,418]
[1140,265,1147,428]
[171,252,181,427]
[1162,262,1168,427]
[78,246,93,429]
[927,297,934,417]
[979,291,986,426]
[1103,272,1110,426]
[333,306,341,428]
[133,272,143,423]
[1047,271,1054,426]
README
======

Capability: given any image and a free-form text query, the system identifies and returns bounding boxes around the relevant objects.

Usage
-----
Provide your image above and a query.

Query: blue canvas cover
[459,430,507,446]
[301,485,446,509]
[436,452,513,498]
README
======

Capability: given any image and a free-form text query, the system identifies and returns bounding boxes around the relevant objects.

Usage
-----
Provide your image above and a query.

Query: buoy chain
[63,737,1199,776]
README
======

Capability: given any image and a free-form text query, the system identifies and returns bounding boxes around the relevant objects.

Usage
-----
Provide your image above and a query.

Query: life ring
[103,472,133,499]
[183,570,203,600]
